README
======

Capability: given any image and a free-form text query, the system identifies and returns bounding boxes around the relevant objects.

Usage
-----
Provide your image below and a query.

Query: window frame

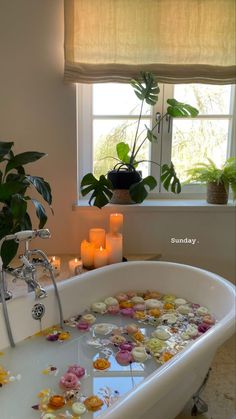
[77,83,236,201]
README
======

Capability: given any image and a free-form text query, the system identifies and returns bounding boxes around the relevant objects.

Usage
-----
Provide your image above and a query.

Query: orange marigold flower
[58,331,70,341]
[148,308,161,317]
[163,303,174,310]
[134,311,146,320]
[48,395,65,409]
[84,395,104,411]
[119,301,133,309]
[133,331,145,342]
[161,352,174,362]
[0,366,9,385]
[145,291,162,300]
[93,358,111,370]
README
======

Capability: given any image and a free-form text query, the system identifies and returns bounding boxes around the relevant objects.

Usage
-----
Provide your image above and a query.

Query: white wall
[0,0,235,282]
[0,0,77,253]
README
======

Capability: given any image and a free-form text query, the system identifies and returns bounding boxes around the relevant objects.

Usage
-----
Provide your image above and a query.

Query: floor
[176,335,236,419]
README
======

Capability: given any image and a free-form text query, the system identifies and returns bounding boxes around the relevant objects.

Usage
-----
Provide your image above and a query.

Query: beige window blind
[64,0,236,84]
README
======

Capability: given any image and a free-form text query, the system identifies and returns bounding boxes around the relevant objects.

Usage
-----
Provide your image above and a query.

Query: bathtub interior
[0,261,235,419]
[1,261,235,350]
[60,261,235,321]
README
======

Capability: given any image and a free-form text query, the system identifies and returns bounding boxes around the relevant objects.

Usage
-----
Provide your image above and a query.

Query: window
[77,83,235,199]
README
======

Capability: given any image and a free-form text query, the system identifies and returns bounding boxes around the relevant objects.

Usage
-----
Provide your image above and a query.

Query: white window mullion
[77,84,93,187]
[159,83,174,193]
[149,84,164,193]
[227,85,236,158]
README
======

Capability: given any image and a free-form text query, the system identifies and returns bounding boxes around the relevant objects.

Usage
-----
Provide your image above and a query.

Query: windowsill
[73,199,236,212]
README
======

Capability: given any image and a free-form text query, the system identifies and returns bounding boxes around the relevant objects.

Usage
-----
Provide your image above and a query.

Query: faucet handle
[37,229,51,239]
[20,255,34,269]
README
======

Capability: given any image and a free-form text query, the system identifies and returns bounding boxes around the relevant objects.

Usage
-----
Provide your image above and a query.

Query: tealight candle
[68,258,82,275]
[89,228,106,248]
[106,233,123,264]
[110,213,123,234]
[80,240,95,269]
[49,256,61,276]
[94,246,108,268]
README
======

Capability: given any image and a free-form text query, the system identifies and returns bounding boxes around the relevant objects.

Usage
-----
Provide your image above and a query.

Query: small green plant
[0,141,52,266]
[81,72,199,208]
[186,157,236,199]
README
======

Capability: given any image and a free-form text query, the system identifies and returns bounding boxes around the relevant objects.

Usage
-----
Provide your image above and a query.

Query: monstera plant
[81,72,199,208]
[0,141,52,266]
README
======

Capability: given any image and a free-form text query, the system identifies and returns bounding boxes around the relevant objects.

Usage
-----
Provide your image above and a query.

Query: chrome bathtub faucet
[0,229,64,348]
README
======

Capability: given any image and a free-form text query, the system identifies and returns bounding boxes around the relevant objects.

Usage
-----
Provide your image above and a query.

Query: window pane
[174,84,232,115]
[172,119,229,182]
[93,83,151,116]
[93,119,150,178]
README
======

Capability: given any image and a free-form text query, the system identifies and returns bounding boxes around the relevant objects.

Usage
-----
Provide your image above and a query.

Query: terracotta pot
[108,170,142,204]
[207,182,229,204]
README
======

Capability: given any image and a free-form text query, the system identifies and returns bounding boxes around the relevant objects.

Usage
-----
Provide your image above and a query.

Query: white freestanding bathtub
[0,261,235,419]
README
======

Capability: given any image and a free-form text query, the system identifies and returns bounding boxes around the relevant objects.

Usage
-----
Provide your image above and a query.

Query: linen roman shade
[64,0,236,84]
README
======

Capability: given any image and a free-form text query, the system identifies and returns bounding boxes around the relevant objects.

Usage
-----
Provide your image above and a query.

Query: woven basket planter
[207,182,229,204]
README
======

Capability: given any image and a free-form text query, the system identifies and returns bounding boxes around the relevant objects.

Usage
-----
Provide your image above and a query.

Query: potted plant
[186,157,236,204]
[81,72,199,208]
[0,141,52,266]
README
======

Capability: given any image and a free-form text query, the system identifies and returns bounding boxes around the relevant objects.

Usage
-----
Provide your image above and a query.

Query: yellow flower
[160,352,174,363]
[145,338,166,354]
[119,301,133,309]
[163,294,176,303]
[148,308,161,317]
[93,358,110,370]
[134,311,146,320]
[58,331,70,341]
[133,331,145,342]
[38,389,51,398]
[84,396,104,411]
[144,291,162,300]
[163,303,174,310]
[0,366,9,385]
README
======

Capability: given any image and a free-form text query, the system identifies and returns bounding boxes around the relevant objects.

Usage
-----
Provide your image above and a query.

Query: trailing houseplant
[81,72,199,208]
[186,157,236,204]
[0,141,52,266]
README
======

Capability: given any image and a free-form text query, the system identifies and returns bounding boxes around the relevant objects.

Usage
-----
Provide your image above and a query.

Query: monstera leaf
[161,163,181,194]
[116,142,131,164]
[167,99,199,117]
[81,173,113,208]
[146,126,157,142]
[129,175,157,203]
[131,72,160,105]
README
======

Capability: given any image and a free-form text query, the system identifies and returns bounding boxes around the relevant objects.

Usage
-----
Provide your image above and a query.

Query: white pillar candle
[89,228,106,248]
[68,257,82,275]
[110,213,123,234]
[94,246,108,268]
[80,240,95,269]
[49,256,61,276]
[106,233,123,264]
